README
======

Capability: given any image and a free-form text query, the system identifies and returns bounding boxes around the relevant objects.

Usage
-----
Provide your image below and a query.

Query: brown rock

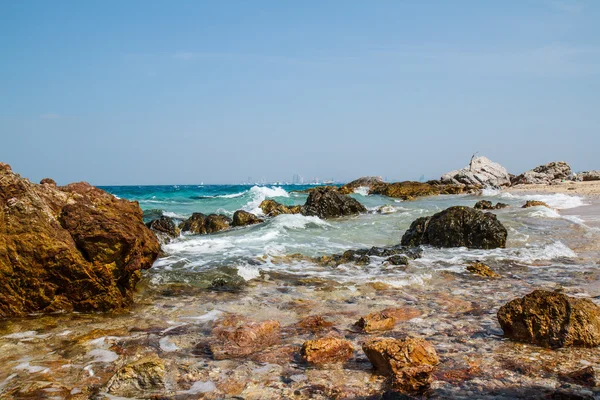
[355,311,396,333]
[106,354,166,395]
[301,187,367,219]
[497,290,600,348]
[560,366,597,387]
[146,216,180,243]
[40,177,56,186]
[210,320,280,359]
[232,210,263,227]
[259,199,302,217]
[301,337,354,364]
[179,213,231,234]
[362,337,439,393]
[522,200,551,208]
[381,307,422,322]
[466,262,500,278]
[293,315,334,334]
[370,181,439,200]
[0,167,160,317]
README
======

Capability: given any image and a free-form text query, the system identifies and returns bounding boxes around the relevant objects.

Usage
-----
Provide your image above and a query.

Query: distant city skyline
[1,1,599,185]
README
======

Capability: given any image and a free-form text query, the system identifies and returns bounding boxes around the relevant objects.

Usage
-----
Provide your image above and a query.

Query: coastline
[505,180,600,197]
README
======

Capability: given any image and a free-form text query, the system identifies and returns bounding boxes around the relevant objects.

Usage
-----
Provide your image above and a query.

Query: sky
[1,1,599,185]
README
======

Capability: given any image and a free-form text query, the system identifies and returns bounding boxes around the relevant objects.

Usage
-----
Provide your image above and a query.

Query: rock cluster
[362,337,440,393]
[0,163,160,317]
[441,156,511,188]
[577,171,600,182]
[232,210,263,227]
[302,187,367,218]
[474,200,508,210]
[179,213,231,234]
[512,161,572,185]
[401,206,507,249]
[316,245,423,267]
[497,290,600,348]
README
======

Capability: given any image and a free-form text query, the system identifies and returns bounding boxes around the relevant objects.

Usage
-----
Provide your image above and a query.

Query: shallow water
[1,185,599,399]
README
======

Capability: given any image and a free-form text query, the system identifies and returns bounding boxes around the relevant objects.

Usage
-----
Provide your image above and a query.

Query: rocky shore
[1,158,600,399]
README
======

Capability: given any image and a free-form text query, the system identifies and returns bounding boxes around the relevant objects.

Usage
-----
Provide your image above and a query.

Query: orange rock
[210,320,280,359]
[362,337,439,393]
[0,165,160,317]
[355,311,396,333]
[301,337,354,364]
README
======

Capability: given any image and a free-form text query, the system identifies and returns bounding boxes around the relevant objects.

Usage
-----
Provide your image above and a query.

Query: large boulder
[179,213,231,234]
[231,210,263,227]
[301,187,366,219]
[497,290,600,348]
[370,181,439,200]
[512,161,572,185]
[0,163,160,317]
[401,206,507,249]
[441,156,511,188]
[259,199,302,217]
[362,337,439,393]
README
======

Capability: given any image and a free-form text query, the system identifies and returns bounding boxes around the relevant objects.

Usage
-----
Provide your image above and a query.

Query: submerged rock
[146,216,180,243]
[232,210,263,227]
[259,199,302,217]
[466,262,500,278]
[401,206,507,249]
[497,290,600,348]
[302,187,366,218]
[441,156,511,187]
[560,366,597,387]
[474,200,509,210]
[362,337,439,393]
[0,164,160,317]
[301,337,354,365]
[179,213,231,234]
[355,311,396,333]
[210,320,281,359]
[317,245,422,267]
[106,354,166,395]
[522,200,550,208]
[512,161,572,185]
[339,176,384,194]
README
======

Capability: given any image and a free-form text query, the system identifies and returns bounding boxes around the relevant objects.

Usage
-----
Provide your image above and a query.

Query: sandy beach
[506,180,600,197]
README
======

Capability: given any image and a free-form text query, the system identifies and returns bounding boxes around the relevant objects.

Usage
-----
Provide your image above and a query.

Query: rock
[577,171,600,182]
[355,311,396,333]
[39,178,56,187]
[317,245,422,267]
[146,216,180,243]
[179,213,231,234]
[441,156,511,187]
[401,206,507,249]
[474,200,508,210]
[259,199,302,217]
[466,262,500,278]
[302,187,366,219]
[210,320,281,359]
[293,315,334,334]
[385,255,410,266]
[560,366,597,387]
[106,355,166,395]
[522,200,550,208]
[340,176,384,194]
[512,161,572,185]
[370,181,439,200]
[301,337,354,365]
[231,210,263,227]
[497,290,600,348]
[0,165,160,317]
[362,337,439,393]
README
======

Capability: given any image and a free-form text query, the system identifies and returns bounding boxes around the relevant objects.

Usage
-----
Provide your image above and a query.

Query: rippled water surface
[1,185,599,399]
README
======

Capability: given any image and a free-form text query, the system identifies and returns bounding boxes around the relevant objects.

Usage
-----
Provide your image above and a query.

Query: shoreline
[504,180,600,197]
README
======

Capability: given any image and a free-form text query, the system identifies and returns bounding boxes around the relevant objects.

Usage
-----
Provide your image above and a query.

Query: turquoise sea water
[101,184,597,289]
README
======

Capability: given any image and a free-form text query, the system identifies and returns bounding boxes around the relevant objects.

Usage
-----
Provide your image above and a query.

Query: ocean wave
[268,214,331,230]
[243,185,291,215]
[500,192,587,209]
[353,186,370,196]
[163,211,188,219]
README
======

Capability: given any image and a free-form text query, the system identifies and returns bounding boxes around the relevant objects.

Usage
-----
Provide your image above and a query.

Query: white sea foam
[163,211,187,219]
[481,188,501,196]
[237,265,261,280]
[216,192,246,198]
[354,186,370,196]
[528,207,561,219]
[269,214,331,230]
[159,337,179,352]
[14,362,49,374]
[244,186,290,215]
[87,349,119,363]
[501,192,587,209]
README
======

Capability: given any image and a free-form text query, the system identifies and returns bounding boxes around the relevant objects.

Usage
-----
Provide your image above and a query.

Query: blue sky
[1,1,599,184]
